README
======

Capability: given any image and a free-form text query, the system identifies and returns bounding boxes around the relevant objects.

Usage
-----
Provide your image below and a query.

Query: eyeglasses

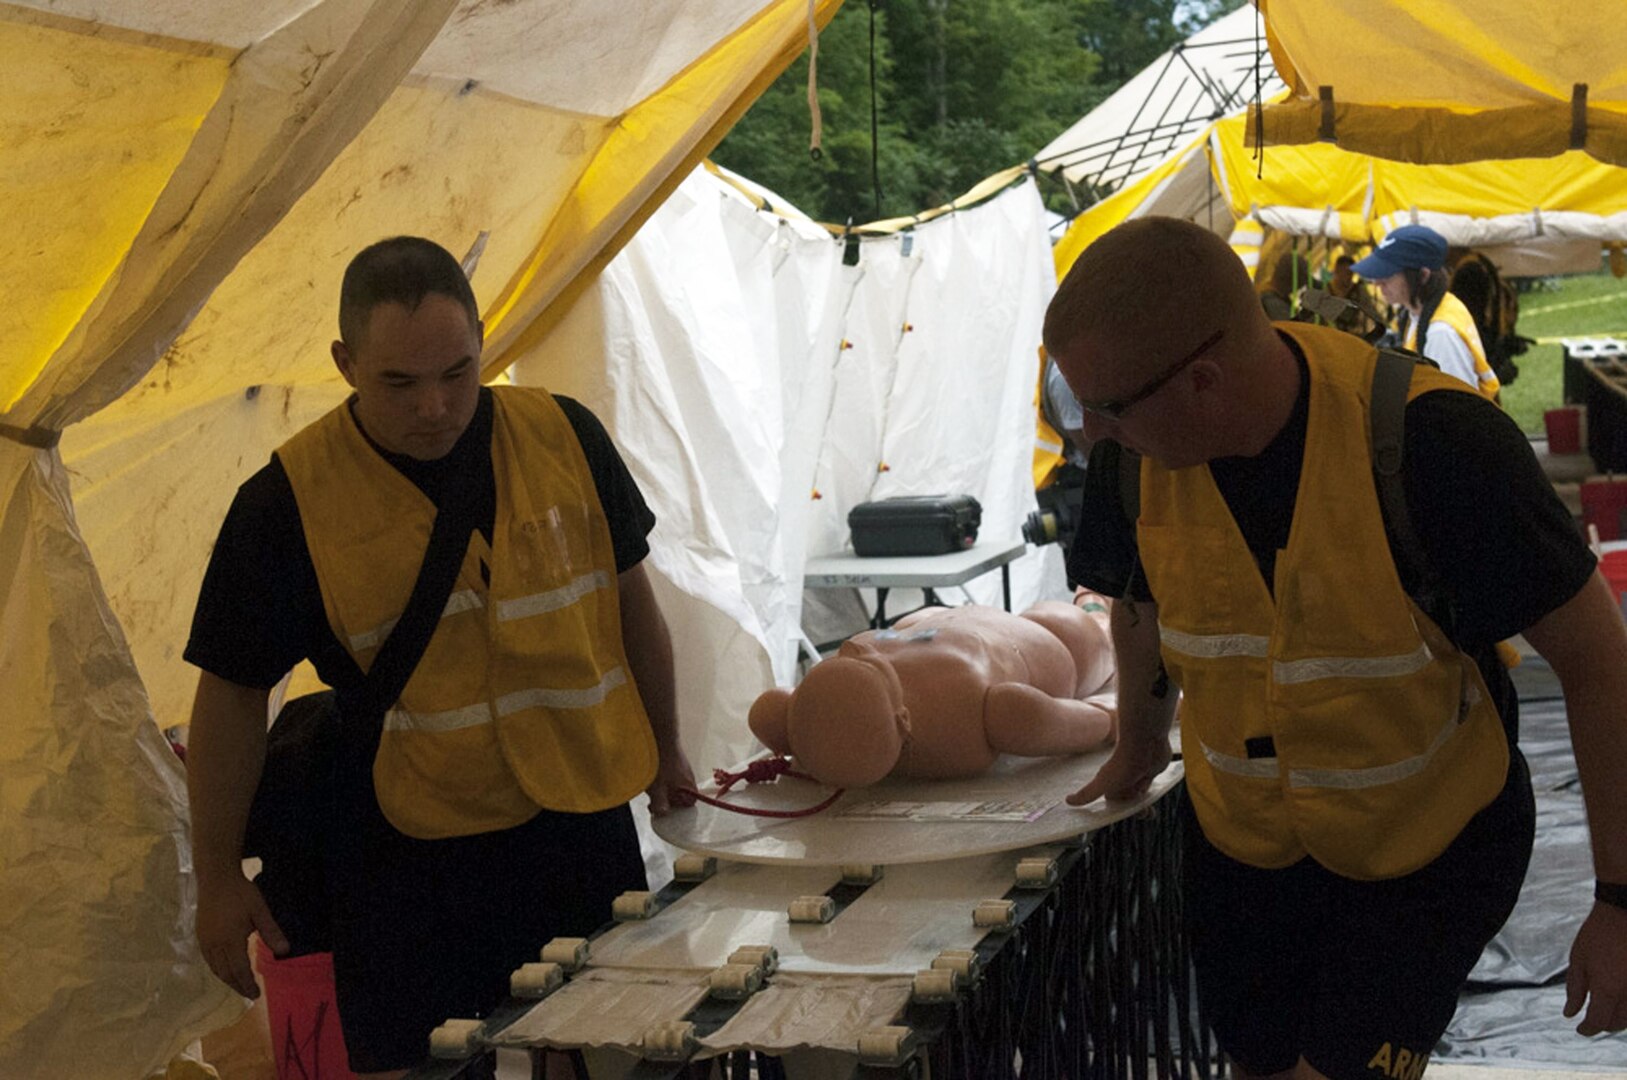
[1076,329,1224,421]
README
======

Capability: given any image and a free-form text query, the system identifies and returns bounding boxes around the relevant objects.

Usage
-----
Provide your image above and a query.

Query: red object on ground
[1601,548,1627,619]
[255,939,356,1080]
[1580,477,1627,541]
[1545,406,1583,454]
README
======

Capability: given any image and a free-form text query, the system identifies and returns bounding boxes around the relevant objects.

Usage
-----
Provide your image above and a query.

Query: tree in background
[714,0,1243,223]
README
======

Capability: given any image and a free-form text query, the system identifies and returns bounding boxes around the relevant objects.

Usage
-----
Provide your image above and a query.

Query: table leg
[1002,563,1012,612]
[874,587,890,629]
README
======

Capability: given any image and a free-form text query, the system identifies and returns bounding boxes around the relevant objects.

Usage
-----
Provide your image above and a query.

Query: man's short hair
[1334,254,1355,269]
[1043,217,1253,361]
[338,236,479,346]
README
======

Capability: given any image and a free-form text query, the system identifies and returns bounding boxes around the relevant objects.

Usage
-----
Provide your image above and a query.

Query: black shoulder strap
[1370,348,1441,604]
[1117,441,1142,526]
[346,487,479,722]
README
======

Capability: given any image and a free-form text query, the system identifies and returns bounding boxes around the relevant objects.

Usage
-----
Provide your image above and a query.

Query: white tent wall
[854,183,1062,615]
[510,168,1063,788]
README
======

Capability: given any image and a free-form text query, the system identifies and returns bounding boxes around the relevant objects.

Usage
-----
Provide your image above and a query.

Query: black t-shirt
[1067,337,1596,744]
[185,389,656,692]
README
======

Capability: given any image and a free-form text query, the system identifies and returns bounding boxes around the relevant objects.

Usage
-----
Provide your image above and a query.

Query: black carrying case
[848,494,981,557]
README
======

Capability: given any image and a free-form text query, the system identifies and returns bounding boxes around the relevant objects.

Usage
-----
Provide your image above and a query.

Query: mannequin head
[785,639,910,788]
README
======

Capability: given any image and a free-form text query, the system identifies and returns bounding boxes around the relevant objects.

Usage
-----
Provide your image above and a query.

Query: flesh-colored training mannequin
[749,596,1117,788]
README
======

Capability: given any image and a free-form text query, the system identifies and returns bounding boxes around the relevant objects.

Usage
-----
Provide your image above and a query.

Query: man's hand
[1564,901,1627,1035]
[196,872,288,998]
[646,748,698,816]
[1066,730,1172,807]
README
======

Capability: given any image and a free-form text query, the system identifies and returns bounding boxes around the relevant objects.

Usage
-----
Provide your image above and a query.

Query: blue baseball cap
[1351,224,1448,279]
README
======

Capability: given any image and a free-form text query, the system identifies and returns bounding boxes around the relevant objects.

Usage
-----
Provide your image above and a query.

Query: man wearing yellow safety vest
[1354,223,1503,403]
[185,237,696,1075]
[1045,218,1627,1080]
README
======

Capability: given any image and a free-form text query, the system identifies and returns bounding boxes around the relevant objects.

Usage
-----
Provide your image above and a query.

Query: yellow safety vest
[1406,291,1500,402]
[278,387,658,839]
[1137,323,1508,880]
[1033,346,1069,489]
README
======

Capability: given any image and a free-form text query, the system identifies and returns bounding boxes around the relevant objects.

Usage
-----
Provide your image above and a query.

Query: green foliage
[1501,269,1627,434]
[713,0,1242,223]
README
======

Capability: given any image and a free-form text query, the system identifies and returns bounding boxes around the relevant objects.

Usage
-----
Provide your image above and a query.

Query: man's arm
[1066,596,1177,805]
[1520,571,1627,1036]
[617,563,696,814]
[186,671,288,998]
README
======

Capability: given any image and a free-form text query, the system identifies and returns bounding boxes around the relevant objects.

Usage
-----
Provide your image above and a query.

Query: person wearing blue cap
[1352,224,1502,402]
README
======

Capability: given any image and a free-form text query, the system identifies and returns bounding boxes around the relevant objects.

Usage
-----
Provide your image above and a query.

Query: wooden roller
[539,936,590,971]
[973,898,1017,928]
[428,1018,483,1059]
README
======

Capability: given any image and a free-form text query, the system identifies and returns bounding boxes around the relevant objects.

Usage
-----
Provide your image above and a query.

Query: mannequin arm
[984,683,1113,756]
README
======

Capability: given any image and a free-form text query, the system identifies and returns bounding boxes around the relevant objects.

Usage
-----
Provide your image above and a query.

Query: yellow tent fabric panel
[0,3,850,1075]
[1053,97,1627,279]
[482,0,843,377]
[1212,112,1372,230]
[0,21,228,411]
[2,2,460,432]
[1052,136,1202,277]
[1368,149,1627,222]
[1256,0,1627,166]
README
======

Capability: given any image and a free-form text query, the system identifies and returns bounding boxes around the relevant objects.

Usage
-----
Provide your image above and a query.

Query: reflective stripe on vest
[386,666,628,733]
[278,387,658,839]
[1137,322,1509,880]
[1197,668,1479,791]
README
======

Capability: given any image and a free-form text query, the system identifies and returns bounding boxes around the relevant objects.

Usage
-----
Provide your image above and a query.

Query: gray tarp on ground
[1438,656,1627,1068]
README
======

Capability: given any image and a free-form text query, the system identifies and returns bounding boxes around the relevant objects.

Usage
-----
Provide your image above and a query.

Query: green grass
[1502,270,1627,433]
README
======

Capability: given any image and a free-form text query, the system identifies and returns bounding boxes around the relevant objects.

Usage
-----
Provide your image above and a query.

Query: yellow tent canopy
[0,2,838,1075]
[1056,103,1627,279]
[1254,0,1627,166]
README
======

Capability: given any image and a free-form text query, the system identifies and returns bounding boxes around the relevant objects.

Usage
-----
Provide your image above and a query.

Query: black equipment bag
[848,494,981,557]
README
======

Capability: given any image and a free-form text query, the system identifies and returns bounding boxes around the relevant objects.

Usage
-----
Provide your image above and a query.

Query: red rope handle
[678,755,844,818]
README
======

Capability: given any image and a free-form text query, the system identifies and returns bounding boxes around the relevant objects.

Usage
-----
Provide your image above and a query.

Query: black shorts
[326,782,646,1074]
[1183,751,1534,1080]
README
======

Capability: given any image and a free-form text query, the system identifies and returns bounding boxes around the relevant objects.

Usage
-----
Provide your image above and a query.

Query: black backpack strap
[1117,441,1142,527]
[1370,348,1421,568]
[1370,348,1453,630]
